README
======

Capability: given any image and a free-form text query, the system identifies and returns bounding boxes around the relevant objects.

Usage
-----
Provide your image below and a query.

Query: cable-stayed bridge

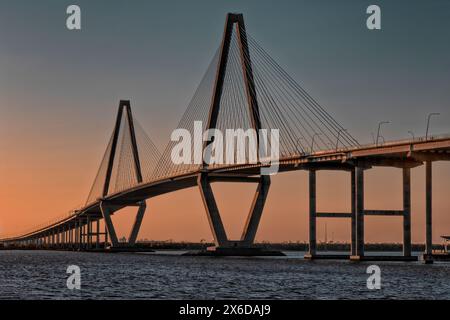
[1,14,449,262]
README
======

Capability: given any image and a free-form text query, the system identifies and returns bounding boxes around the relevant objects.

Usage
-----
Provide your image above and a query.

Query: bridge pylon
[190,13,280,256]
[97,100,148,249]
[203,13,261,154]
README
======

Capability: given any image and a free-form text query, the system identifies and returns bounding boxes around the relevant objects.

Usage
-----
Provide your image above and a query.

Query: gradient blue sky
[1,0,449,242]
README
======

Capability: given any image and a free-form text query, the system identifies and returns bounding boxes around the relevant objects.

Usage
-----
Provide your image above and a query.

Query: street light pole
[425,113,440,140]
[295,137,305,155]
[335,128,347,151]
[376,121,390,146]
[310,133,321,154]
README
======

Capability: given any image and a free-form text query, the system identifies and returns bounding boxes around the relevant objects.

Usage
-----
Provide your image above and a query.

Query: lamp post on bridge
[426,113,440,141]
[310,133,321,154]
[376,121,390,146]
[295,137,305,155]
[408,131,415,140]
[335,128,347,151]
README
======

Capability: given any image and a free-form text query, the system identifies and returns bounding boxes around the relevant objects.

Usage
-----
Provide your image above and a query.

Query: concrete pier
[305,168,357,260]
[403,168,412,257]
[300,164,418,262]
[197,173,228,248]
[357,167,365,257]
[424,161,434,264]
[351,167,365,260]
[351,168,357,256]
[308,170,317,257]
[196,173,280,256]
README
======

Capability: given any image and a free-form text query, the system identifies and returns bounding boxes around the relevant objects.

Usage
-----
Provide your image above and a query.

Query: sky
[0,0,449,244]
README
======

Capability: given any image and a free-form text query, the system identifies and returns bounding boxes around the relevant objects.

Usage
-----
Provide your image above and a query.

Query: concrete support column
[78,219,83,250]
[78,221,83,250]
[75,221,79,248]
[425,161,433,256]
[128,202,147,245]
[351,168,357,256]
[241,176,271,246]
[104,220,108,248]
[69,225,72,248]
[356,167,365,257]
[83,223,87,250]
[78,222,81,248]
[68,226,70,249]
[197,174,228,247]
[78,223,81,249]
[87,216,91,250]
[308,170,317,256]
[403,168,412,257]
[100,202,120,247]
[96,219,100,249]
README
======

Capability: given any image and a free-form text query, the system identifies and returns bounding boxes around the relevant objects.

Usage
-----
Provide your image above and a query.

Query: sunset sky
[1,0,449,244]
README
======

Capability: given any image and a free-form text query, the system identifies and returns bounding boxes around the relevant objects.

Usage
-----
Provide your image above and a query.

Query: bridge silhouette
[1,13,449,263]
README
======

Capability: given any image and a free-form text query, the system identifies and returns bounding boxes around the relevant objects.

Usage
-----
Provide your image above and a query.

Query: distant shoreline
[0,241,444,252]
[106,241,442,252]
